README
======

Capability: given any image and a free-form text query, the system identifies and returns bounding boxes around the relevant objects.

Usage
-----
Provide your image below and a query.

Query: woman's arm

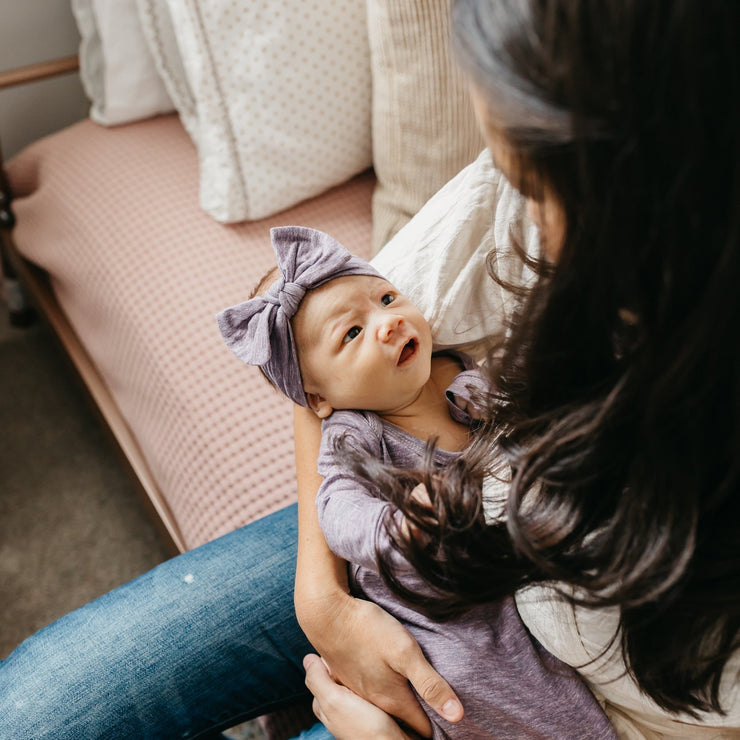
[292,406,463,737]
[293,405,349,608]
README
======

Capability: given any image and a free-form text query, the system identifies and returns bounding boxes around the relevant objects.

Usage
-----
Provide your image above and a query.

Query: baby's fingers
[401,484,434,539]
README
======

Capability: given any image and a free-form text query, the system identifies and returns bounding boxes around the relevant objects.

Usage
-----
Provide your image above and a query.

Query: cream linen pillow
[139,0,372,223]
[71,0,174,125]
[371,149,539,356]
[368,0,486,253]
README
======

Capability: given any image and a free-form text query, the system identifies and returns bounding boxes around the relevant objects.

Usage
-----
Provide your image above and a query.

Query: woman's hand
[303,654,419,740]
[293,406,463,737]
[297,587,463,737]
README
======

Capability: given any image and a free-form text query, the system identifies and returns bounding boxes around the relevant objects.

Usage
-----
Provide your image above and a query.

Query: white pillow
[135,0,196,136]
[139,0,372,223]
[71,0,174,126]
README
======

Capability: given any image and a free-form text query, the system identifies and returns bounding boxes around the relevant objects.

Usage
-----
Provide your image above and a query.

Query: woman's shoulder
[515,586,740,732]
[514,584,603,668]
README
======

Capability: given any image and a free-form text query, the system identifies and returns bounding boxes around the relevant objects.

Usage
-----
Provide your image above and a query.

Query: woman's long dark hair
[359,0,740,718]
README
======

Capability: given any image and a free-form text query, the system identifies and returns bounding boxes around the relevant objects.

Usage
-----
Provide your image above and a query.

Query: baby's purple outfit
[317,353,617,740]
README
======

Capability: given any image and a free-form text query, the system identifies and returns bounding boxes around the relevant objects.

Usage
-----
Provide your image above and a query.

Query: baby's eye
[381,293,395,306]
[342,326,362,343]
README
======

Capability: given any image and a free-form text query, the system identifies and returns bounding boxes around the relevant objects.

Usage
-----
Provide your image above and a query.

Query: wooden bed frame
[0,56,185,555]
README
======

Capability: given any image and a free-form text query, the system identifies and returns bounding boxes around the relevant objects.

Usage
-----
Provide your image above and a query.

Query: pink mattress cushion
[9,114,374,550]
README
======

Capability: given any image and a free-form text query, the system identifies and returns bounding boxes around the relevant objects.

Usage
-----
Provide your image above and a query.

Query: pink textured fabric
[8,114,374,551]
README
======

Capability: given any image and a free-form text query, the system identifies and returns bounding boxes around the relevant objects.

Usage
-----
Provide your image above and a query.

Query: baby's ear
[306,392,334,419]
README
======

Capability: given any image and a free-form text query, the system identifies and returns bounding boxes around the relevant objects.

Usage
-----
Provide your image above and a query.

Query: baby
[217,226,617,740]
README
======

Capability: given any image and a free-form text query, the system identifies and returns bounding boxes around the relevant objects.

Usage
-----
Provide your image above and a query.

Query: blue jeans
[0,504,316,739]
[292,722,333,740]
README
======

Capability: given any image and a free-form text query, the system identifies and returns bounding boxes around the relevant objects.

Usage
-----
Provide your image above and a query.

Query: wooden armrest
[0,55,79,91]
[0,53,81,224]
[0,54,76,322]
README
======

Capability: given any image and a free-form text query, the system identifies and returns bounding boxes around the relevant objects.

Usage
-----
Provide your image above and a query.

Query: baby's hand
[400,483,432,539]
[445,368,489,421]
[452,395,485,420]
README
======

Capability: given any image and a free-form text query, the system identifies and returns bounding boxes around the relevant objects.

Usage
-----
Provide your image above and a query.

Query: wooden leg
[1,237,37,327]
[0,142,36,328]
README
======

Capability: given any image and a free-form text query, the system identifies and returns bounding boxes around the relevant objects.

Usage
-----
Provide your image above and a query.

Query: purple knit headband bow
[216,226,382,407]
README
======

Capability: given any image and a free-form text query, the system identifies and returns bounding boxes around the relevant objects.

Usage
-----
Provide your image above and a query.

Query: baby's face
[292,275,433,416]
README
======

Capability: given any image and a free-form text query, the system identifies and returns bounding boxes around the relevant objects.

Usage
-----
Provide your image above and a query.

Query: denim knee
[0,505,311,739]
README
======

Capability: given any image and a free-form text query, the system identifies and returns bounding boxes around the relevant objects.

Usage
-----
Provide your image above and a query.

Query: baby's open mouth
[398,338,417,365]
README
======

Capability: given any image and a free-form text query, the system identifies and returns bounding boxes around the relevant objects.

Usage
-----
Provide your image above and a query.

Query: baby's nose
[377,315,402,342]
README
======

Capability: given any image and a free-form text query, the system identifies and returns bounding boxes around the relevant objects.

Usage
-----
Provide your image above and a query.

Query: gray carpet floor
[0,311,171,657]
[0,308,265,739]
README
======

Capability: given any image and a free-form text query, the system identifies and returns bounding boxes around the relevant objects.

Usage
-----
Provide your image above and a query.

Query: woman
[2,1,738,738]
[301,0,740,736]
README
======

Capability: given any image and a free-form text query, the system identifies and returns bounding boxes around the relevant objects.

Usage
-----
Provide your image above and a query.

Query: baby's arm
[317,412,410,574]
[316,476,399,572]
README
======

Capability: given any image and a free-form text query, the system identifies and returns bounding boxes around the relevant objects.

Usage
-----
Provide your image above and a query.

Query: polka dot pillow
[139,0,372,222]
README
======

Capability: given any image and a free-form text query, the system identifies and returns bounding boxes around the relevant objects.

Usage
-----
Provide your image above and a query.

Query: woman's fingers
[300,595,433,735]
[391,639,464,723]
[365,679,434,737]
[298,593,462,735]
[304,654,341,723]
[304,654,415,740]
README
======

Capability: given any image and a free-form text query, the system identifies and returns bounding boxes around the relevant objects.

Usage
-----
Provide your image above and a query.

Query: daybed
[0,1,483,736]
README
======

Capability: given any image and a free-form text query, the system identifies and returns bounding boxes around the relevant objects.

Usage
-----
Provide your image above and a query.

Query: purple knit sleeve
[316,411,396,571]
[445,368,489,424]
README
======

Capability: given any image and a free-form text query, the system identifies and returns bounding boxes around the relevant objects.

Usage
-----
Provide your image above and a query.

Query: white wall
[0,0,89,159]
